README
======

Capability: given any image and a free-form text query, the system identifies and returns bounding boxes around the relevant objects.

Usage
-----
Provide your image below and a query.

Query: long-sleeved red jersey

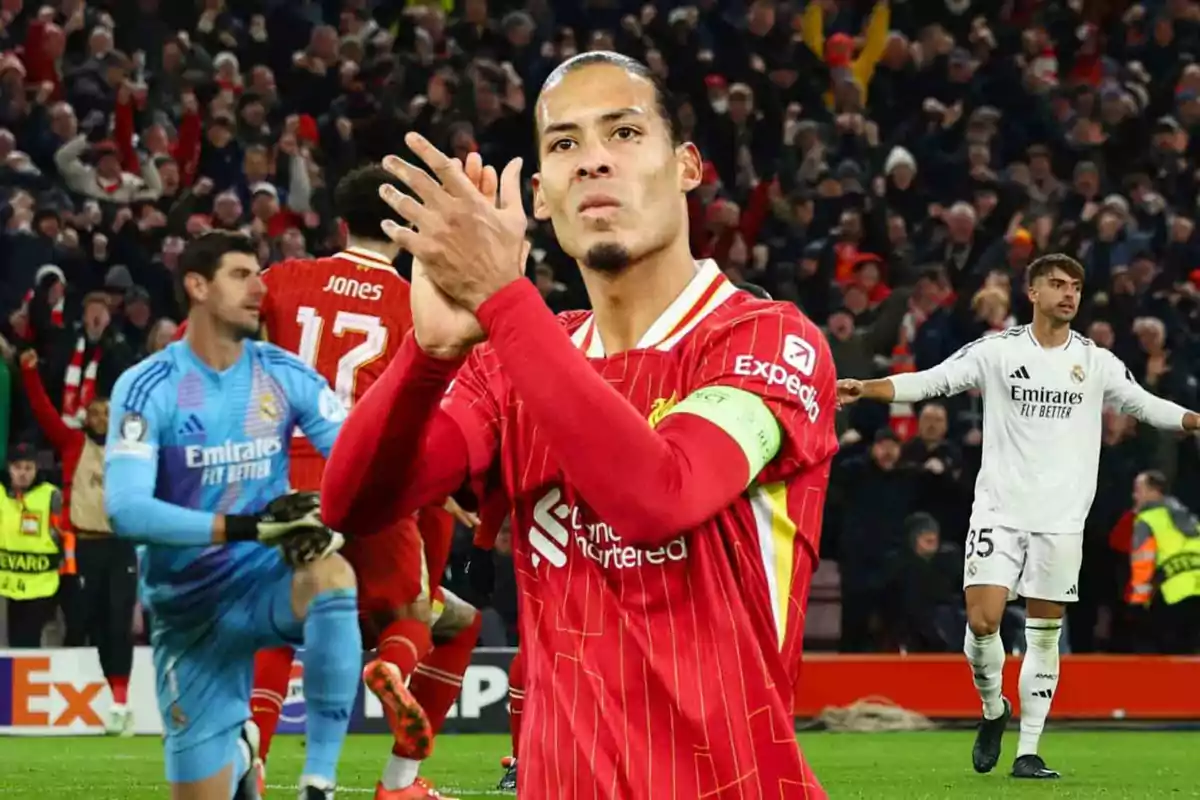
[324,261,837,798]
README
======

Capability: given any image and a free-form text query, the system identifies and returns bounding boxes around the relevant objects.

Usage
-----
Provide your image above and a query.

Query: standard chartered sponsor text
[568,504,689,568]
[531,488,687,569]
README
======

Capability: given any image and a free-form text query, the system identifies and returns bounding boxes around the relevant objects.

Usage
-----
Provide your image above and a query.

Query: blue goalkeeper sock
[300,587,362,787]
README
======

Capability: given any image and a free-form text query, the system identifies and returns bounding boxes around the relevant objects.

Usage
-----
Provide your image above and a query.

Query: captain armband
[665,385,783,483]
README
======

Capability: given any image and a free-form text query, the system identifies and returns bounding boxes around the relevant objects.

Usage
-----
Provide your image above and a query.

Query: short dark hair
[1027,253,1085,285]
[334,164,413,241]
[177,231,257,309]
[536,51,683,148]
[1141,469,1170,494]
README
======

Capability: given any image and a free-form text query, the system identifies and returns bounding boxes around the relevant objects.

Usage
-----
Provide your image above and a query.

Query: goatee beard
[584,243,632,274]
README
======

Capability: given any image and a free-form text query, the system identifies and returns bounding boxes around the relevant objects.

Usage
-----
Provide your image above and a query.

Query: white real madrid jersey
[890,325,1187,534]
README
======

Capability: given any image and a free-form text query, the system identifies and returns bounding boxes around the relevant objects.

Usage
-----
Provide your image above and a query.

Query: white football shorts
[961,524,1083,603]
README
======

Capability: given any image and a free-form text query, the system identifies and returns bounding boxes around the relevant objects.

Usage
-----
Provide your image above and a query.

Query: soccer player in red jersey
[324,52,837,799]
[252,165,475,800]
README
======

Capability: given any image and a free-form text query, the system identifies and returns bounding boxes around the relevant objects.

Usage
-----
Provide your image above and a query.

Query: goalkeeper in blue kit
[105,231,362,800]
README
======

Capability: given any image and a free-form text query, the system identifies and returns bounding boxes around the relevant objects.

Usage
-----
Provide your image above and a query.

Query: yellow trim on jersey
[665,385,782,482]
[762,481,796,647]
[419,546,431,603]
[748,481,798,648]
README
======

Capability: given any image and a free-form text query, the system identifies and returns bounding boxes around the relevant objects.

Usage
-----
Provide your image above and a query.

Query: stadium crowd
[1,0,1199,657]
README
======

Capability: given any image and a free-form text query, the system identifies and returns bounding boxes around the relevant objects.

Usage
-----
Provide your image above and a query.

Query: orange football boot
[372,777,459,799]
[362,659,434,759]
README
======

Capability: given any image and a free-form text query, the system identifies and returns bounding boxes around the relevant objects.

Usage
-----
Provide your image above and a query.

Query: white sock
[381,755,421,790]
[964,625,1006,719]
[1018,617,1062,757]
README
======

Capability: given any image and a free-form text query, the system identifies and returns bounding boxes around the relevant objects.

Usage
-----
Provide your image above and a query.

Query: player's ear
[183,272,207,305]
[531,172,550,221]
[677,142,702,193]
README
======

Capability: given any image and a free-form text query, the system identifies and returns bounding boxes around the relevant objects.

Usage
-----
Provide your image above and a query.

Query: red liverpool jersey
[441,260,837,799]
[261,246,412,475]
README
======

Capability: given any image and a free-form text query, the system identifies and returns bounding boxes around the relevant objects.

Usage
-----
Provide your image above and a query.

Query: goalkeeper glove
[226,491,344,566]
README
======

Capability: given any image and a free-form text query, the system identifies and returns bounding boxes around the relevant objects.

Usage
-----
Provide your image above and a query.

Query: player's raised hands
[404,150,493,358]
[836,378,864,408]
[379,132,528,313]
[410,255,485,359]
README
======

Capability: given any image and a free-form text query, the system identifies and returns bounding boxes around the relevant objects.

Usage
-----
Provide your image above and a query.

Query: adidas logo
[1032,689,1054,700]
[1065,584,1078,597]
[177,413,205,437]
[1010,366,1031,380]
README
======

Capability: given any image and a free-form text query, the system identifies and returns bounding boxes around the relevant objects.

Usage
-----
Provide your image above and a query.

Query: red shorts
[417,505,455,591]
[341,515,428,617]
[293,450,430,628]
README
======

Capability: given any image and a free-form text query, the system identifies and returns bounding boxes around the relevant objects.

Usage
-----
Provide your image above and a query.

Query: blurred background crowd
[1,0,1199,655]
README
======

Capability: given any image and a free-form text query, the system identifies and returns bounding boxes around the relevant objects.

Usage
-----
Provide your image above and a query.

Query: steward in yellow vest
[1129,475,1200,606]
[1,446,63,602]
[1128,470,1200,654]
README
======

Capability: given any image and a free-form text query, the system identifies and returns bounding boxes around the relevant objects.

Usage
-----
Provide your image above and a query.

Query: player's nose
[573,143,615,180]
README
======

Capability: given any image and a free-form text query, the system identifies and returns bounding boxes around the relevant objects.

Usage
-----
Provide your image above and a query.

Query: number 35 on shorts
[966,528,994,559]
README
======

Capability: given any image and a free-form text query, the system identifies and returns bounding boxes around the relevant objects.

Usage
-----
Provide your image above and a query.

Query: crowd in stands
[2,0,1199,654]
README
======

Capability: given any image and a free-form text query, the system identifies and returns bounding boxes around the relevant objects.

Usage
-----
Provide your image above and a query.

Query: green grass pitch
[0,730,1195,798]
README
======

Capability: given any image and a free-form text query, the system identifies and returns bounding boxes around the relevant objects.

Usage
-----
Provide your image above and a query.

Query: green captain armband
[664,385,783,483]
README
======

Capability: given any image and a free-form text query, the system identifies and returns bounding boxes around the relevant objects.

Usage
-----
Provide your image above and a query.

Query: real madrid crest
[260,393,279,421]
[1070,365,1085,384]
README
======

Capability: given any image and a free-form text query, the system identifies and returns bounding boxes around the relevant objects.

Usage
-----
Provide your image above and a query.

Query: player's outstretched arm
[838,339,987,407]
[1100,349,1200,431]
[105,367,223,546]
[322,333,475,536]
[836,377,895,406]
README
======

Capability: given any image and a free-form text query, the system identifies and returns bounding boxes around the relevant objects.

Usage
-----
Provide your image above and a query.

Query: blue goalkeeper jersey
[104,339,346,616]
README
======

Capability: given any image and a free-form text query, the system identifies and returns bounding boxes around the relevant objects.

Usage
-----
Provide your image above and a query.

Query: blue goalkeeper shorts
[150,547,303,783]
